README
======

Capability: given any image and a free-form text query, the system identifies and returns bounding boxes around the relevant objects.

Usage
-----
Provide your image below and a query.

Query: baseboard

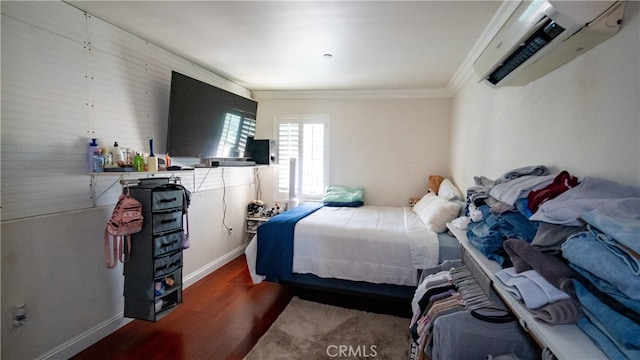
[39,245,246,359]
[183,244,246,288]
[38,315,132,360]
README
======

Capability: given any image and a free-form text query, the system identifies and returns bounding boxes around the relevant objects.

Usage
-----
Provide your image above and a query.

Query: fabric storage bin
[153,230,183,257]
[124,288,182,322]
[152,209,183,234]
[154,251,182,278]
[152,189,183,211]
[124,268,182,300]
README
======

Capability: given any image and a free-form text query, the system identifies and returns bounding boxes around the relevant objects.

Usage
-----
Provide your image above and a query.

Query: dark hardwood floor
[73,255,411,359]
[72,255,293,360]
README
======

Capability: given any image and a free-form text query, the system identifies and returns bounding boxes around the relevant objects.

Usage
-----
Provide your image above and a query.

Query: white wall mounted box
[474,0,625,87]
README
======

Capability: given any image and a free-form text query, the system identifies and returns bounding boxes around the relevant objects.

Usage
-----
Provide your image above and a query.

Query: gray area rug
[245,297,409,359]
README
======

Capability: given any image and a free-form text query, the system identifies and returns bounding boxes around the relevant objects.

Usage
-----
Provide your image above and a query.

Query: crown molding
[252,87,452,100]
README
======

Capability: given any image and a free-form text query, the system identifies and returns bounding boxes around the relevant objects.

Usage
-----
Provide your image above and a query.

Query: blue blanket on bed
[256,203,323,282]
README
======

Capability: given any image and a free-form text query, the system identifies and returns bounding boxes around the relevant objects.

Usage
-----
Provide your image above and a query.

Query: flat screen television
[166,71,257,162]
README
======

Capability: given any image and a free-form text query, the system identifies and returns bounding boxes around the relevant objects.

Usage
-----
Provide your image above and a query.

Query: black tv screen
[166,71,257,160]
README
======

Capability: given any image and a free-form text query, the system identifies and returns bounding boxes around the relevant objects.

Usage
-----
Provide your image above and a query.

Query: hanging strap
[183,212,191,249]
[119,235,131,263]
[180,182,191,249]
[104,229,118,269]
[105,232,132,268]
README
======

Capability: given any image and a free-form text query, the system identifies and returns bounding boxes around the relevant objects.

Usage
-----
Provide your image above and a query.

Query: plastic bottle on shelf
[125,148,132,166]
[147,139,158,172]
[100,146,112,168]
[133,152,144,172]
[104,152,113,168]
[88,138,99,172]
[112,141,124,166]
[93,148,105,172]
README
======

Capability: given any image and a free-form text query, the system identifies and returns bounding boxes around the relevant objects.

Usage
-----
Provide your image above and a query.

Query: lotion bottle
[113,141,124,166]
[88,138,98,172]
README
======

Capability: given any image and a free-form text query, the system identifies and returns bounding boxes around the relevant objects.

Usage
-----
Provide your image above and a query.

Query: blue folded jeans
[562,231,640,300]
[577,317,627,359]
[574,280,640,350]
[571,264,640,315]
[588,225,640,275]
[467,219,506,265]
[495,211,538,241]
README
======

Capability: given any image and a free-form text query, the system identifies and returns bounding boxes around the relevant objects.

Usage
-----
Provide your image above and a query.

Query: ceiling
[66,1,502,92]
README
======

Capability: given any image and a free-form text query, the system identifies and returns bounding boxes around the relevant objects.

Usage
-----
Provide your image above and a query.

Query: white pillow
[438,179,462,201]
[414,194,461,233]
[412,193,438,216]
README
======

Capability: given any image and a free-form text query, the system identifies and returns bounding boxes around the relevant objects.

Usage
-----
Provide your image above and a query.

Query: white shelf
[447,224,606,360]
[245,216,271,239]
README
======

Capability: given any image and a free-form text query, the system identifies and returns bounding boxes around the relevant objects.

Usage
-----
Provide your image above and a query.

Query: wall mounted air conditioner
[474,0,625,88]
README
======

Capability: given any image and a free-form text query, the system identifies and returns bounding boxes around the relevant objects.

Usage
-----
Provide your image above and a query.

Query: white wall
[253,96,452,206]
[3,0,639,358]
[1,2,254,359]
[450,1,640,192]
[1,172,253,360]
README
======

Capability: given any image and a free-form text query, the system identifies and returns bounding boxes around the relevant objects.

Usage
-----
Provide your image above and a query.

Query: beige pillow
[412,193,438,216]
[438,179,463,201]
[413,193,461,233]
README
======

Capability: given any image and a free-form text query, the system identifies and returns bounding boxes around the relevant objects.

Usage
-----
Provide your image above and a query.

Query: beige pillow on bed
[438,179,463,200]
[412,193,461,233]
[412,193,437,215]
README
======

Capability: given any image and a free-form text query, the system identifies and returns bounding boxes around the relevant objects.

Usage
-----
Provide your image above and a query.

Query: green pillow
[322,186,364,205]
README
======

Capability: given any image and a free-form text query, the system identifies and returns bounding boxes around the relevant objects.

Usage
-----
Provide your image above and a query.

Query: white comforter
[292,206,439,286]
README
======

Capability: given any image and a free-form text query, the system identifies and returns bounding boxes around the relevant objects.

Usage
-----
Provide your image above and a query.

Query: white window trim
[273,114,330,202]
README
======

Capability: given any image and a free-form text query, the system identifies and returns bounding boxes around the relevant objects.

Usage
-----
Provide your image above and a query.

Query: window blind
[275,115,329,200]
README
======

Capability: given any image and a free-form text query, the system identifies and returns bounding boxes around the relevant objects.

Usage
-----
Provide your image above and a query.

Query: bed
[245,185,464,300]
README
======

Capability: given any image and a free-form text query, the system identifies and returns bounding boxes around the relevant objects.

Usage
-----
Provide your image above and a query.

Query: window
[275,115,329,201]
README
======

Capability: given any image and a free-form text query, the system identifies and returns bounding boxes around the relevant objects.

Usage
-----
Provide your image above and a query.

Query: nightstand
[245,216,269,242]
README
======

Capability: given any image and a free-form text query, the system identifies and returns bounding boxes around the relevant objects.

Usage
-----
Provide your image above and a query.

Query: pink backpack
[104,187,144,268]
